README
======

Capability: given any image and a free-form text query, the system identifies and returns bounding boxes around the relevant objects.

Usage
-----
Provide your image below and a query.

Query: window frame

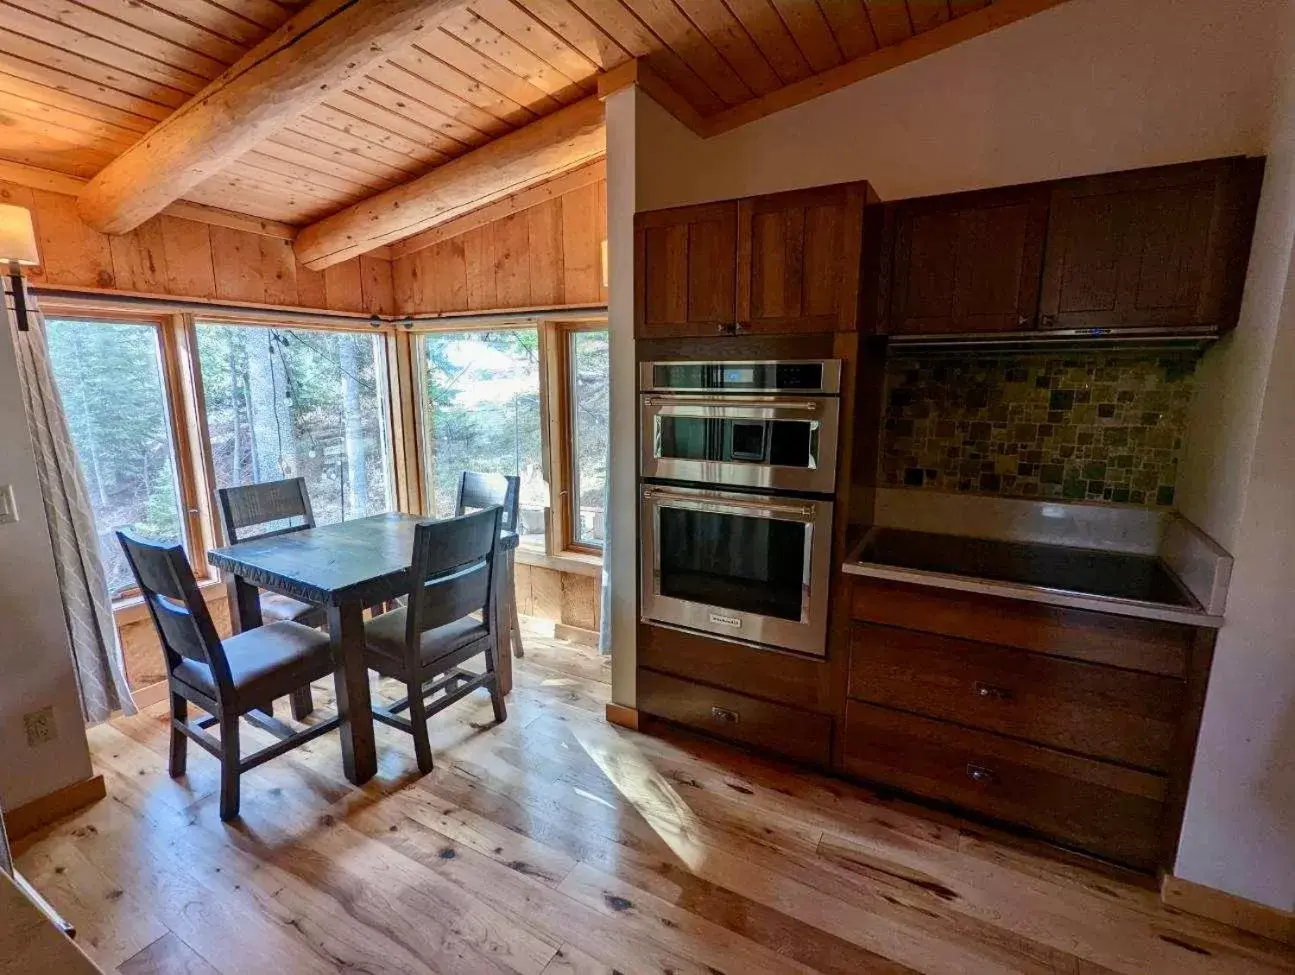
[40,304,211,597]
[549,321,608,557]
[188,316,401,534]
[408,317,607,568]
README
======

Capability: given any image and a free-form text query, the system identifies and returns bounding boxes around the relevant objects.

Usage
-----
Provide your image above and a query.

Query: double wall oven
[640,360,840,657]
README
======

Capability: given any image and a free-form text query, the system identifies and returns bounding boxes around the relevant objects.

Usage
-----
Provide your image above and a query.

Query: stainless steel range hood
[887,325,1218,351]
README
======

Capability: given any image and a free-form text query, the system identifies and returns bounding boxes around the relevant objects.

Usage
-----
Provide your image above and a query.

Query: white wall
[638,0,1279,211]
[619,0,1295,910]
[1174,3,1295,912]
[0,325,94,810]
[605,87,638,708]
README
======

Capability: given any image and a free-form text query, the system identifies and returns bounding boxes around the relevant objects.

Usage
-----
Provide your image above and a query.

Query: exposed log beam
[295,97,605,270]
[388,157,605,259]
[77,0,466,235]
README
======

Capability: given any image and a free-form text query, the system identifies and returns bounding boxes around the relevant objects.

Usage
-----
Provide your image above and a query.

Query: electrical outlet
[0,484,16,525]
[23,707,57,747]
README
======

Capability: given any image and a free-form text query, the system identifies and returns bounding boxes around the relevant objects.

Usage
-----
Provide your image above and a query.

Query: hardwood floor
[15,620,1295,975]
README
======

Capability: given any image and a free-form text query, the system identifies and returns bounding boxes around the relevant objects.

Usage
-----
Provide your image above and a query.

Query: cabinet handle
[716,323,728,335]
[1017,315,1030,327]
[966,763,997,784]
[733,322,746,333]
[974,681,1013,701]
[710,706,739,724]
[1039,314,1057,328]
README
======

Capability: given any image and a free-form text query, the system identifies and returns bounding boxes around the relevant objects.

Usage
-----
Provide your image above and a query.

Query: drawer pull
[710,706,739,724]
[966,763,997,784]
[974,681,1013,701]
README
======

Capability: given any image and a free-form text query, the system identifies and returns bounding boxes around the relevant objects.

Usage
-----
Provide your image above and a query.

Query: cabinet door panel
[887,188,1048,335]
[635,203,738,338]
[1039,160,1256,330]
[738,184,865,333]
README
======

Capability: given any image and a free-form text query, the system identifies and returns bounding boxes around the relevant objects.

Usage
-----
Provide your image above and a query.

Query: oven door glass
[641,395,839,494]
[641,486,833,656]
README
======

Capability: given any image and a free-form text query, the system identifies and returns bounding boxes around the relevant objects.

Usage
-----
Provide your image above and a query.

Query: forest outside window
[45,316,191,596]
[568,328,609,551]
[195,323,396,528]
[417,328,547,551]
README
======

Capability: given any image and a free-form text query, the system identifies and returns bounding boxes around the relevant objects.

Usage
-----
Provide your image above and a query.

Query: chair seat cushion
[363,607,488,674]
[259,591,325,626]
[173,621,333,705]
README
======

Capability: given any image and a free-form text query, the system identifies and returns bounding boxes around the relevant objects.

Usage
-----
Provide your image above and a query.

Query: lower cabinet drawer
[842,702,1166,870]
[637,668,833,766]
[848,623,1183,770]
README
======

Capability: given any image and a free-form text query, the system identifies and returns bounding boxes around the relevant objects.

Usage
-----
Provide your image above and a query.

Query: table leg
[328,601,377,785]
[493,549,513,696]
[226,575,274,719]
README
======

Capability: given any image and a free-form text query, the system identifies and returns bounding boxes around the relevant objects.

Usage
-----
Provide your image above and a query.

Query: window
[45,317,187,596]
[417,328,546,550]
[195,323,395,527]
[568,329,609,550]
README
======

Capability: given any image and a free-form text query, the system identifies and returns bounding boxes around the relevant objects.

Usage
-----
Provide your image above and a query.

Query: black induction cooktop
[858,528,1199,608]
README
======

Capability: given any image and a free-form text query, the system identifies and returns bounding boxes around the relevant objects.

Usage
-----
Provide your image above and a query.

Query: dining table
[208,512,519,785]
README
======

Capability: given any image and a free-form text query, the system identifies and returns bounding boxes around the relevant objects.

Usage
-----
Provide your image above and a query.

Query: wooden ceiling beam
[294,96,605,270]
[388,157,606,259]
[76,0,468,236]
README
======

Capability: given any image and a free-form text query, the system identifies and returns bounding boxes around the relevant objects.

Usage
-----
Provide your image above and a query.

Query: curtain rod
[31,287,608,330]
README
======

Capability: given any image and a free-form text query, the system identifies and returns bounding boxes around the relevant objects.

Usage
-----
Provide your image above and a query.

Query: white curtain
[6,281,135,722]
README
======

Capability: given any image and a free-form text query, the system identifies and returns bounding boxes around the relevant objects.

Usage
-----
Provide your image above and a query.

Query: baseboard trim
[554,622,599,647]
[3,774,107,842]
[605,703,639,731]
[1162,875,1294,946]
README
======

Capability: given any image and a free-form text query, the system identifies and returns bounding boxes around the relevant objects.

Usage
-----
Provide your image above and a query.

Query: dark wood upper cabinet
[884,187,1050,335]
[737,183,869,334]
[634,202,739,339]
[1038,158,1261,331]
[635,182,874,338]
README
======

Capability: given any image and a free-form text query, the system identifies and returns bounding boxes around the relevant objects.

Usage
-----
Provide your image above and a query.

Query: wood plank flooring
[15,620,1295,975]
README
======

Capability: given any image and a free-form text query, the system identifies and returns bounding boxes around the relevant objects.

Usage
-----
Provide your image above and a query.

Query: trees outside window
[570,329,609,549]
[45,317,186,596]
[195,324,394,527]
[418,329,546,550]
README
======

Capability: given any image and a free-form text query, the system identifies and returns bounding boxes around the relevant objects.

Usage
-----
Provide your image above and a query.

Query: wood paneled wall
[391,179,607,315]
[0,182,394,315]
[515,562,601,640]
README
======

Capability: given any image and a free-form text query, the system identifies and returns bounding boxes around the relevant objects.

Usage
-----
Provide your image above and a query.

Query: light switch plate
[0,484,16,525]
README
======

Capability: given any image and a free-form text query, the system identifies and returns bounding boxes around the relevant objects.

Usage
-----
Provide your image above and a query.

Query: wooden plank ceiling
[0,0,996,234]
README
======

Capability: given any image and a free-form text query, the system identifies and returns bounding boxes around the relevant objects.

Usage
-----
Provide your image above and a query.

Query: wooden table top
[208,512,519,607]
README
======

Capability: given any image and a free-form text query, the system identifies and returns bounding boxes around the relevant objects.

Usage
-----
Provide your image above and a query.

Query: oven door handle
[642,488,818,521]
[643,395,821,413]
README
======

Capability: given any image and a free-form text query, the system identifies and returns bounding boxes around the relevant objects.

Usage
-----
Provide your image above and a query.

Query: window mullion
[157,313,213,576]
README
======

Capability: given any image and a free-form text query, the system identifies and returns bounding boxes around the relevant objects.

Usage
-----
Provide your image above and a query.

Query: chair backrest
[116,530,233,697]
[455,471,519,534]
[404,507,501,655]
[217,477,315,545]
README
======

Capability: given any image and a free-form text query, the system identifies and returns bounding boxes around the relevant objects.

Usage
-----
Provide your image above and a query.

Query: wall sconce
[0,205,40,332]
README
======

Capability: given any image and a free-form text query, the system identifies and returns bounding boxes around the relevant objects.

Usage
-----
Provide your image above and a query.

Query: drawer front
[637,668,833,766]
[842,702,1166,870]
[851,577,1193,677]
[638,622,831,713]
[848,624,1183,771]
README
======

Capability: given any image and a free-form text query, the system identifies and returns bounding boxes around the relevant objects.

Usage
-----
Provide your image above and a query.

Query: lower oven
[640,483,834,657]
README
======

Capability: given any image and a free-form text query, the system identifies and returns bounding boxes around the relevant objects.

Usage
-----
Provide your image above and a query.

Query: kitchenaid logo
[709,612,742,628]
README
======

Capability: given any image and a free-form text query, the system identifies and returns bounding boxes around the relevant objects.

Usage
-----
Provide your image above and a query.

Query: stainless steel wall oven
[639,360,841,657]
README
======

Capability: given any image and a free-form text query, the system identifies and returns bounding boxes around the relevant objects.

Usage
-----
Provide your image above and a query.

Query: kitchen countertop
[843,495,1232,628]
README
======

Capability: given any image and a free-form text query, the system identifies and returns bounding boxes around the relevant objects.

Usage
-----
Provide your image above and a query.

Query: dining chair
[456,471,524,660]
[216,477,326,718]
[117,530,339,821]
[362,508,507,774]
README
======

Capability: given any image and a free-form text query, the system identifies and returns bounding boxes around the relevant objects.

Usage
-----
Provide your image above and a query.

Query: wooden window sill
[515,546,602,577]
[112,576,226,625]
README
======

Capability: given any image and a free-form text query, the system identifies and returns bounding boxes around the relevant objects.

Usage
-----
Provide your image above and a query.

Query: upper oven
[640,360,842,495]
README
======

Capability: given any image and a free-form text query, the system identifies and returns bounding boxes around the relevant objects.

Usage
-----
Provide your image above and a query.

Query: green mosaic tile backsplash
[879,350,1199,507]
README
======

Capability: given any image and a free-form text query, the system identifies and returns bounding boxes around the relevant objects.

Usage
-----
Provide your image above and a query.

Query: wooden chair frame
[368,508,507,773]
[455,471,525,660]
[117,530,339,821]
